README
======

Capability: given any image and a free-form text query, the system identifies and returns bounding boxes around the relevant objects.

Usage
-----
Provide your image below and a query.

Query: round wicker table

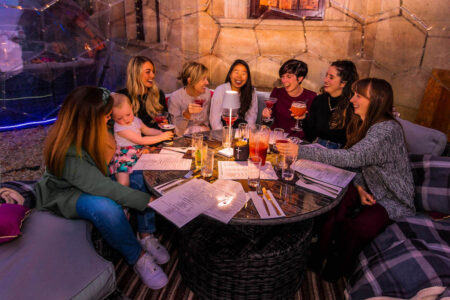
[144,134,345,300]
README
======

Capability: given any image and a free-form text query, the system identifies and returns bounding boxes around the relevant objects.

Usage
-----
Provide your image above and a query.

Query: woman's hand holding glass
[276,140,299,158]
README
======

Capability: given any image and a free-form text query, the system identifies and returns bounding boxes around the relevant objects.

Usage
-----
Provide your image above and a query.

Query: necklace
[328,96,337,111]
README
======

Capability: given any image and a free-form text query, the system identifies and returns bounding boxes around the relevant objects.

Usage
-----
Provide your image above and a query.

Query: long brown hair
[325,60,359,129]
[345,78,396,148]
[44,86,114,177]
[126,56,163,117]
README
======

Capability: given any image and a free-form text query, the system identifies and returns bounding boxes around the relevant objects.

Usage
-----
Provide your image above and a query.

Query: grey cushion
[0,211,115,300]
[398,118,447,156]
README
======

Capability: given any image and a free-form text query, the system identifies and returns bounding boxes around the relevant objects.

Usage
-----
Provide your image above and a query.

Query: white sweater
[209,83,258,130]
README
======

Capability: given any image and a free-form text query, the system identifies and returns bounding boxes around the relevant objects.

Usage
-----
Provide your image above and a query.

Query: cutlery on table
[155,178,180,190]
[262,187,281,216]
[256,189,270,216]
[160,174,200,193]
[161,148,187,154]
[297,174,340,195]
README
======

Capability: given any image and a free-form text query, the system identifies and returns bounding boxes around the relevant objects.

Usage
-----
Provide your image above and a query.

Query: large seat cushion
[346,216,450,300]
[410,154,450,215]
[398,118,447,156]
[0,211,116,300]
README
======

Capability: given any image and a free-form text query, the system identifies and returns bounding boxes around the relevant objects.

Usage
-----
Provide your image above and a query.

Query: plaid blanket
[346,215,450,299]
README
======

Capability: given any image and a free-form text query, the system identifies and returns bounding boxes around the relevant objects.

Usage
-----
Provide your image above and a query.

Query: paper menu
[218,161,278,180]
[133,153,192,171]
[295,179,342,198]
[292,159,355,188]
[202,180,248,224]
[148,179,217,228]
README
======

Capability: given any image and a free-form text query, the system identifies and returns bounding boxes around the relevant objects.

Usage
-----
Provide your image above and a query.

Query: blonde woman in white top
[168,62,211,136]
[210,59,258,130]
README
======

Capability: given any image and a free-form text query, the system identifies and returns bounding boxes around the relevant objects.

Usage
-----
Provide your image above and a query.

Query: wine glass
[222,109,238,127]
[290,101,306,132]
[194,98,206,107]
[263,97,277,123]
[154,111,169,126]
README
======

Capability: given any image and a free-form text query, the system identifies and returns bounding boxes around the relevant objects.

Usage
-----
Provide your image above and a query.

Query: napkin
[218,147,234,157]
[248,191,285,219]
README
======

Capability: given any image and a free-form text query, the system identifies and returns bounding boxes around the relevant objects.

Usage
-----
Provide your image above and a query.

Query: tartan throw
[346,215,450,299]
[0,181,37,208]
[409,154,450,214]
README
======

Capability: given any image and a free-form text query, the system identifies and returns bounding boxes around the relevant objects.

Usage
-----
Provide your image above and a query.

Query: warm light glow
[217,195,233,209]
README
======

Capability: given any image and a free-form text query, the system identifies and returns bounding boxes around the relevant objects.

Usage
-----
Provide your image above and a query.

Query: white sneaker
[134,253,168,290]
[139,235,170,265]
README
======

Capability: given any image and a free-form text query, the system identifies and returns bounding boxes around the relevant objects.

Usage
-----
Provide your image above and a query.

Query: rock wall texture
[107,0,450,121]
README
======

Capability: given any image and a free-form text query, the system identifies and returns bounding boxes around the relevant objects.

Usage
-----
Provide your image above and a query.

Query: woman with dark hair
[117,56,168,129]
[261,59,317,137]
[302,60,359,148]
[278,78,415,280]
[210,59,258,129]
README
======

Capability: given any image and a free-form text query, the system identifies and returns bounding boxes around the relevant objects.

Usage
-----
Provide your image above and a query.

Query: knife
[160,175,200,193]
[262,187,281,216]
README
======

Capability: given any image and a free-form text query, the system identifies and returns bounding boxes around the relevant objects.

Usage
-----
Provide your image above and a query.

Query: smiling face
[229,64,248,92]
[112,102,134,126]
[323,66,346,97]
[350,90,371,120]
[281,72,303,96]
[192,75,209,95]
[140,61,155,89]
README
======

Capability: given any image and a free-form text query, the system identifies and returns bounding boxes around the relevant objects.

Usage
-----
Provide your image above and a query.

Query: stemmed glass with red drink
[194,98,206,107]
[222,109,238,127]
[154,111,169,125]
[290,101,307,131]
[263,97,277,123]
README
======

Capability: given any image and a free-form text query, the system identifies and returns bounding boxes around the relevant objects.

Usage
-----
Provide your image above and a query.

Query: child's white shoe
[139,235,170,265]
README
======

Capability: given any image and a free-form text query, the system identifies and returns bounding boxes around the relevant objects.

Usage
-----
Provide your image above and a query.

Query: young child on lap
[109,93,173,186]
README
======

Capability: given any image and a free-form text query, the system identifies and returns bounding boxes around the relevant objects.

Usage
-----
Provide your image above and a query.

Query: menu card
[218,161,278,180]
[292,159,355,197]
[202,180,248,224]
[133,153,192,171]
[148,179,217,228]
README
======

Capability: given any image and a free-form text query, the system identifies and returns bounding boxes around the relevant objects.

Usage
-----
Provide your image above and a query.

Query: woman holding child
[168,61,211,136]
[35,86,170,290]
[209,59,258,130]
[278,78,415,280]
[118,56,168,129]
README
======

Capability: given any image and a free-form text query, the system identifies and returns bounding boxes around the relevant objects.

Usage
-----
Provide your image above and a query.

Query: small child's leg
[116,172,130,186]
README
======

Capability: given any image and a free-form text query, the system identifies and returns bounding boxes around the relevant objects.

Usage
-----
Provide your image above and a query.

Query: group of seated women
[34,54,415,290]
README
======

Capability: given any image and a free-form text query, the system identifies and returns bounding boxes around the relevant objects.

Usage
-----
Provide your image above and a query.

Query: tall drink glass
[249,125,270,166]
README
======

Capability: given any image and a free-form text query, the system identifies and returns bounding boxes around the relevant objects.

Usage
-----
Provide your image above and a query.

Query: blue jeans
[316,137,343,149]
[128,171,156,233]
[76,194,142,264]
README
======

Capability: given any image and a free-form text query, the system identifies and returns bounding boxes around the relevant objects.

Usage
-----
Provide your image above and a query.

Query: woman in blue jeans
[35,86,169,290]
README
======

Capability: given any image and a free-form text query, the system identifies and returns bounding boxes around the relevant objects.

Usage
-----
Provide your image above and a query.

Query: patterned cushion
[347,216,450,300]
[409,155,450,214]
[0,181,37,208]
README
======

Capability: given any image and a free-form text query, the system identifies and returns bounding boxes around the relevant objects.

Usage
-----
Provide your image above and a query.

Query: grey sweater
[298,120,415,220]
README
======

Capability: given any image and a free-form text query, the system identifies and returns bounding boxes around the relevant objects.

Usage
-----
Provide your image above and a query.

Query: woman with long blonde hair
[35,86,170,290]
[118,56,167,129]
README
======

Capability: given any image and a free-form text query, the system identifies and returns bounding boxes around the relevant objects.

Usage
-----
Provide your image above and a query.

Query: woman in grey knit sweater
[278,78,415,280]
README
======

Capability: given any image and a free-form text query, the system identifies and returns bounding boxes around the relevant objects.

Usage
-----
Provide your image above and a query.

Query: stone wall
[108,0,450,121]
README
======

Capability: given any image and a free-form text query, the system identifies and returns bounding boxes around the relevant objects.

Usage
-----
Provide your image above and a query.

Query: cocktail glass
[290,101,306,132]
[263,97,277,123]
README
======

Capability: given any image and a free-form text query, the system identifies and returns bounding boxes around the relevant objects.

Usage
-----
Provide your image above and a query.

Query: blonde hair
[126,56,163,117]
[44,86,114,177]
[177,61,208,87]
